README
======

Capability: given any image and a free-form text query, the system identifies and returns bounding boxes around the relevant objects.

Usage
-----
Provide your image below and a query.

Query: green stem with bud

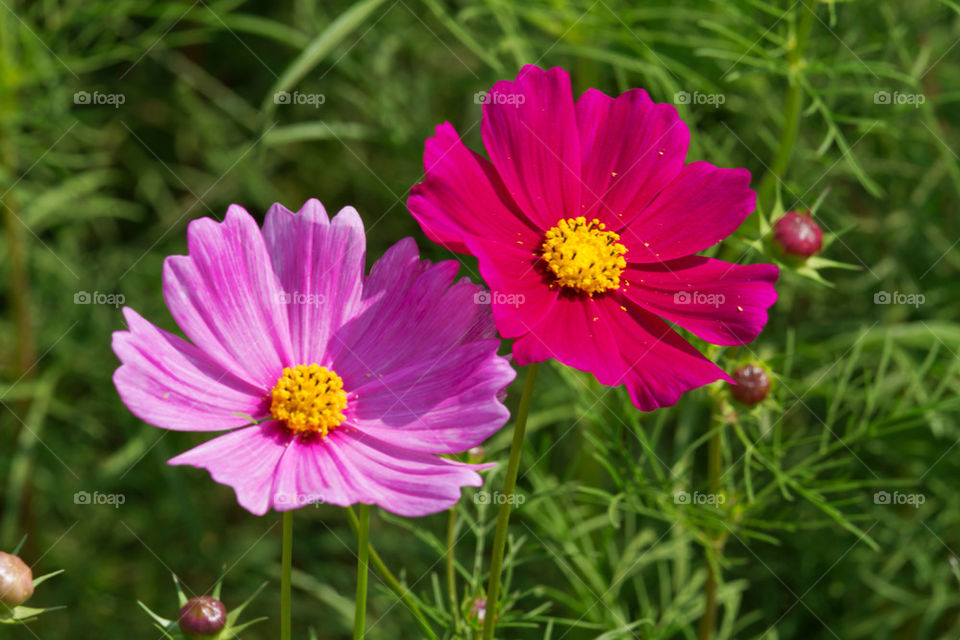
[482,361,539,640]
[353,504,370,640]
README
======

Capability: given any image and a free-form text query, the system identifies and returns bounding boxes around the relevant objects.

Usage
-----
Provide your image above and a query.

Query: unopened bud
[773,211,823,258]
[729,365,770,405]
[0,552,34,608]
[178,596,227,639]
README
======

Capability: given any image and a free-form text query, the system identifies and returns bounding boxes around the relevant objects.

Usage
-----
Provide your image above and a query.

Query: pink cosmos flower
[408,65,778,411]
[112,200,515,516]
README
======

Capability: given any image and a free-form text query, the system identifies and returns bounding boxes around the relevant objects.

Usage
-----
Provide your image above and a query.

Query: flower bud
[469,596,487,624]
[0,551,34,608]
[729,365,770,405]
[178,596,227,639]
[773,211,822,258]
[467,446,485,464]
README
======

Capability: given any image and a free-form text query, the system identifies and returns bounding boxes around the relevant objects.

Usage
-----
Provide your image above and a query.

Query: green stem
[345,507,438,639]
[482,362,539,640]
[353,504,370,640]
[755,2,817,216]
[696,426,723,640]
[281,510,293,640]
[697,391,730,640]
[447,507,460,632]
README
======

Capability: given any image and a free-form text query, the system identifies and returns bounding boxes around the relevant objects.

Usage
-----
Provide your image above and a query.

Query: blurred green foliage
[1,0,959,638]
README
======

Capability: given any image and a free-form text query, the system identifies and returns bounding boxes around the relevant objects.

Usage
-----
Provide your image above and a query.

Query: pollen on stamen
[540,217,628,296]
[270,363,348,438]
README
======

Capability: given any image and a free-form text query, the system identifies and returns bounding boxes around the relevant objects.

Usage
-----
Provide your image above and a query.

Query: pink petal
[575,88,689,229]
[408,122,541,253]
[623,257,779,345]
[349,339,514,453]
[163,205,294,388]
[321,430,492,517]
[262,200,366,364]
[481,65,581,229]
[512,295,729,411]
[329,238,498,381]
[620,162,756,263]
[112,308,269,431]
[168,422,291,516]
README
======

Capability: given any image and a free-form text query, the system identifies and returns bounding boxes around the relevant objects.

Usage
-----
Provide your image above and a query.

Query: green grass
[1,0,959,638]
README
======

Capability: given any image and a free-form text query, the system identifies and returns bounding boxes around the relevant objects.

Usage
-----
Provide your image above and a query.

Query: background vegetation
[1,0,959,638]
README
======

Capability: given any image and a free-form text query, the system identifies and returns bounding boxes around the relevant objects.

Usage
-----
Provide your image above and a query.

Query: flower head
[409,65,778,410]
[113,200,515,516]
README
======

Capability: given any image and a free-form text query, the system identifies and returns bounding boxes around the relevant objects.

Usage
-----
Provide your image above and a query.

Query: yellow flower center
[270,364,347,437]
[541,217,627,295]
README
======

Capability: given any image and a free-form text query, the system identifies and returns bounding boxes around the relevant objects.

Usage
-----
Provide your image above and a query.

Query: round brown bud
[0,551,34,608]
[773,211,823,258]
[178,596,227,638]
[729,365,770,405]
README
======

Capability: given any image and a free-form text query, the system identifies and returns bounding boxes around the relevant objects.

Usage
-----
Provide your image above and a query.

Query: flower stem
[446,506,460,632]
[755,2,816,215]
[281,510,293,640]
[353,504,371,640]
[696,424,723,640]
[697,389,731,640]
[482,361,539,640]
[345,507,438,639]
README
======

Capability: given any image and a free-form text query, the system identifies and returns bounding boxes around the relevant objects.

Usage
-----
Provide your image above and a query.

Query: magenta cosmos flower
[409,65,778,411]
[112,200,514,516]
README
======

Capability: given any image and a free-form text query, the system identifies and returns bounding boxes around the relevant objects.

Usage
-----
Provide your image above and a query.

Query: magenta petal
[409,122,541,254]
[168,422,291,516]
[329,238,498,379]
[322,430,492,517]
[349,339,515,453]
[262,200,365,364]
[621,162,756,263]
[481,65,581,229]
[512,295,729,410]
[112,308,268,431]
[575,88,689,229]
[623,257,779,345]
[163,205,294,388]
[465,237,558,339]
[595,297,731,410]
[510,295,620,381]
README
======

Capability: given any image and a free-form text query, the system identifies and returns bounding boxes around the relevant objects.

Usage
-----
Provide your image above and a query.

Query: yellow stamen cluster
[270,364,347,438]
[541,217,628,295]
